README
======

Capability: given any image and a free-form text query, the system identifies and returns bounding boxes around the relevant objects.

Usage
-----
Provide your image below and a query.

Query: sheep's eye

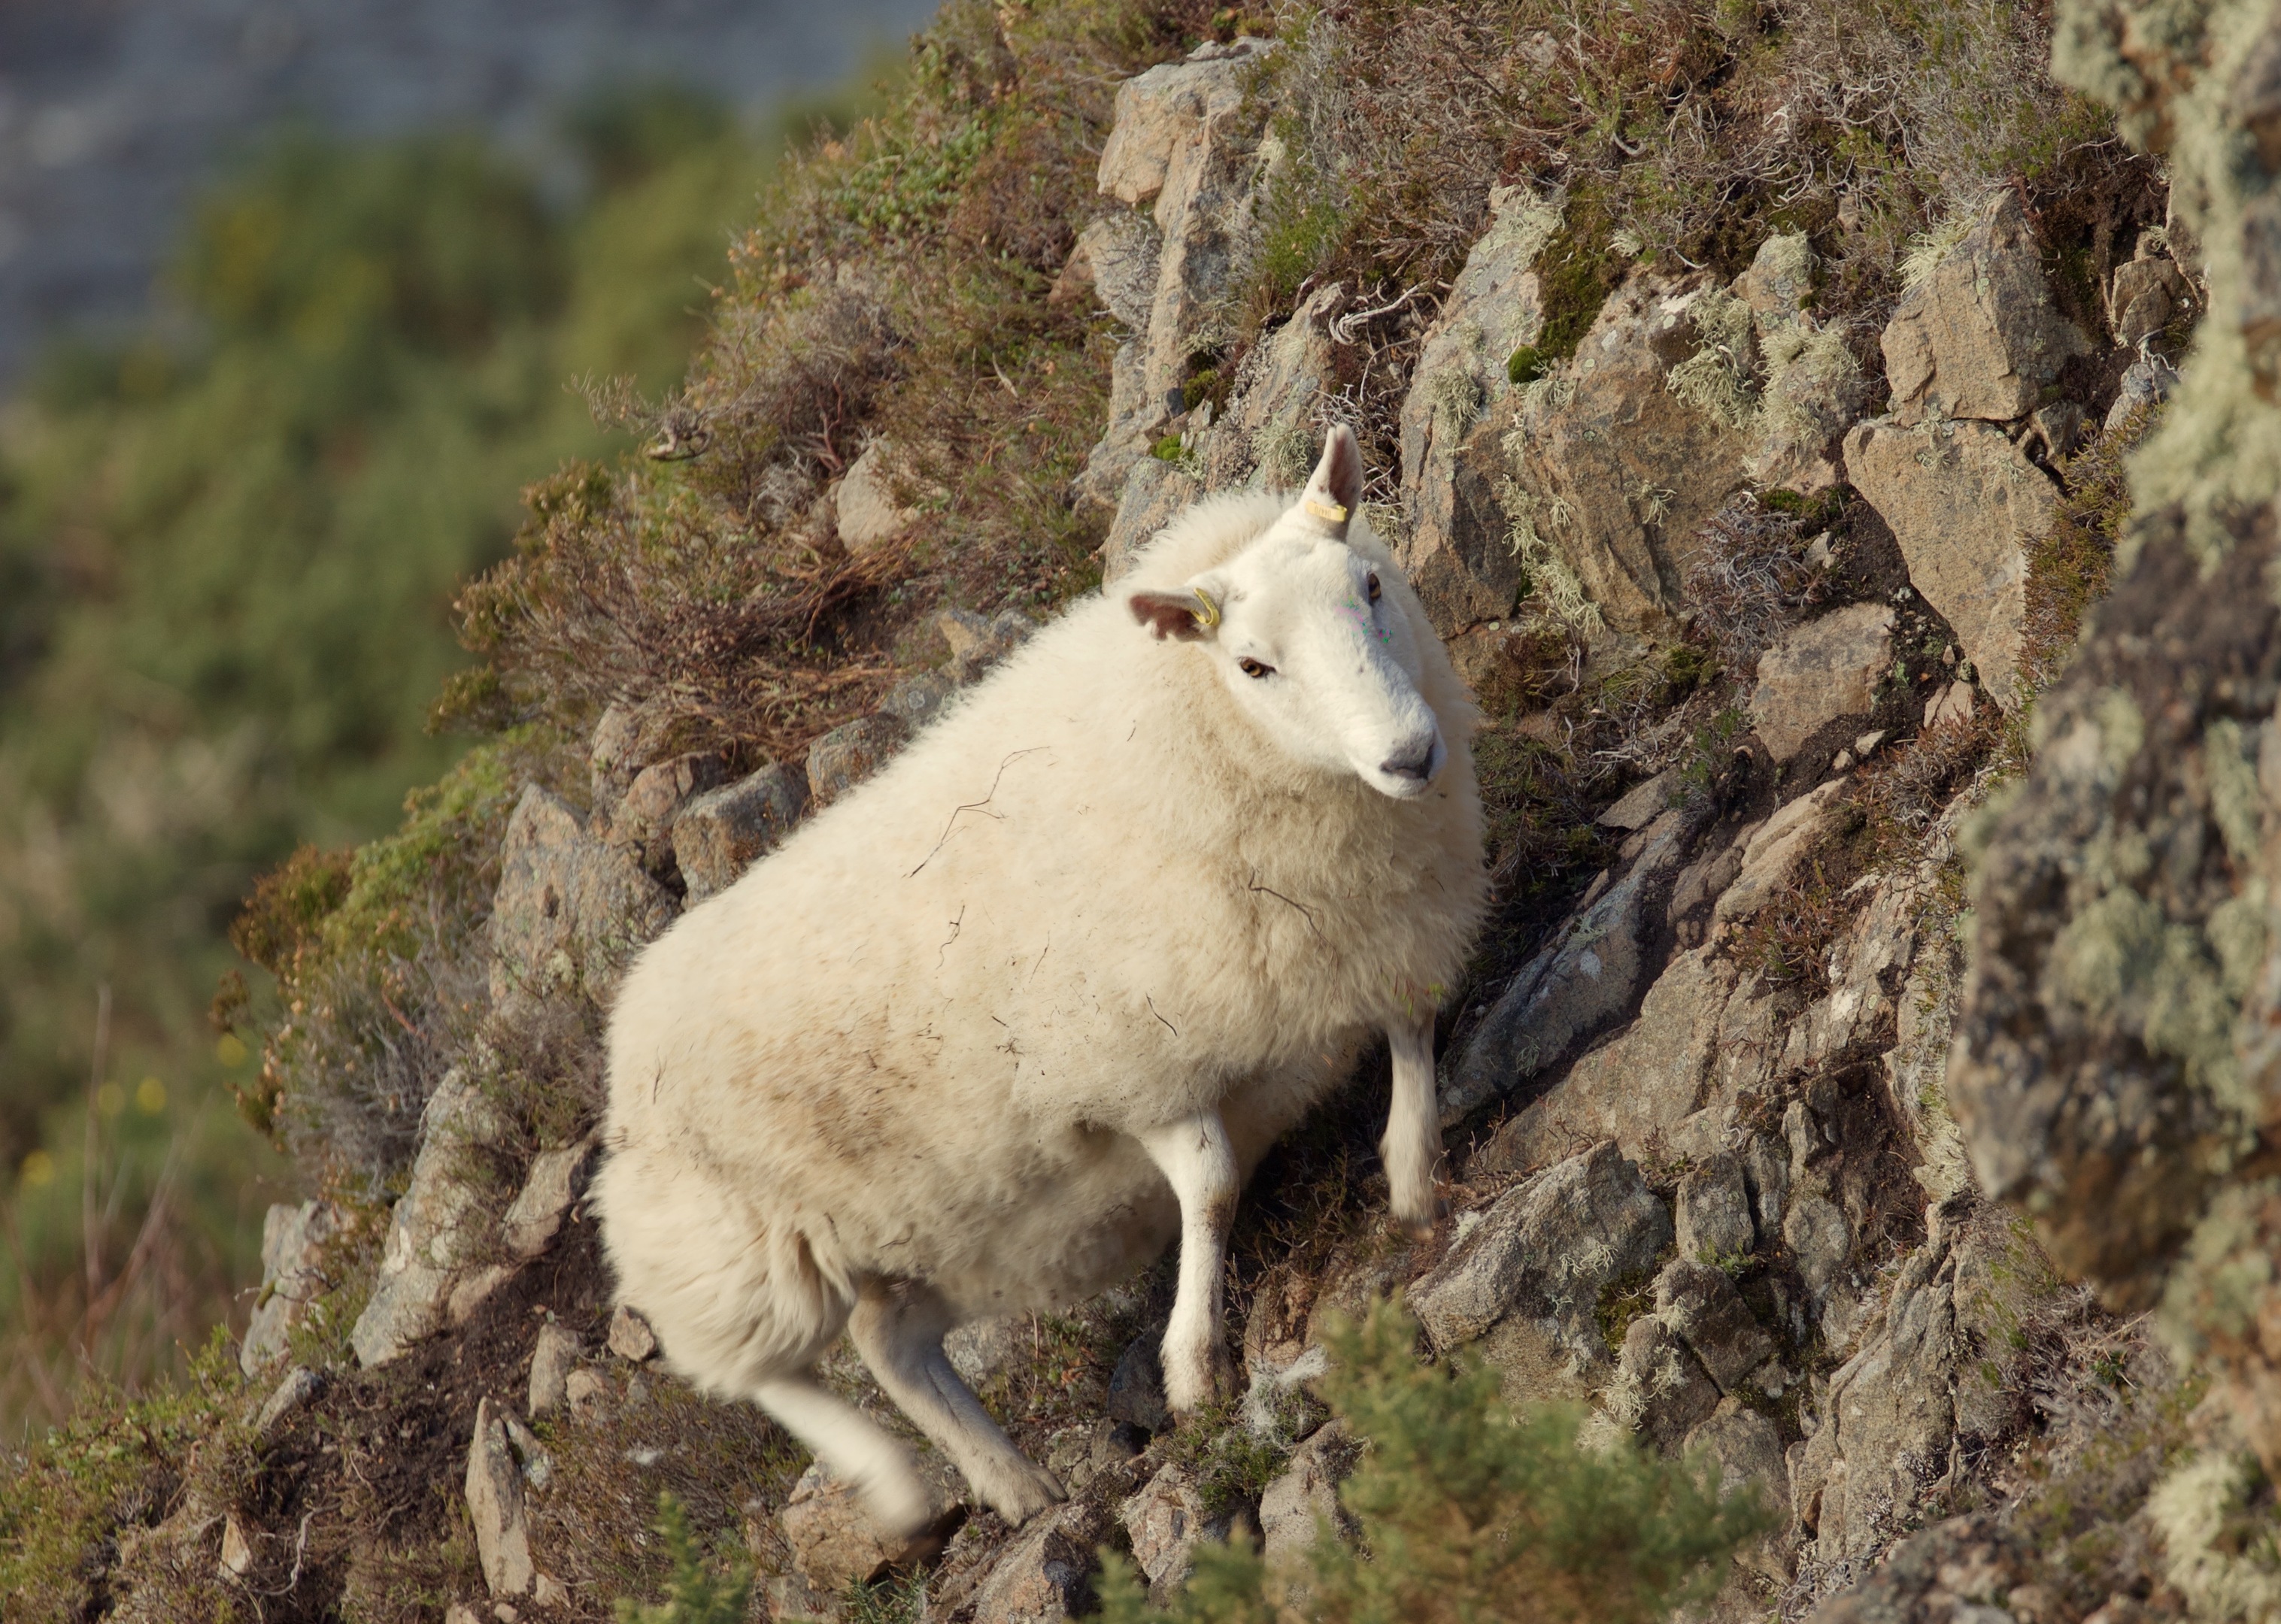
[1237,656,1274,679]
[1366,572,1382,603]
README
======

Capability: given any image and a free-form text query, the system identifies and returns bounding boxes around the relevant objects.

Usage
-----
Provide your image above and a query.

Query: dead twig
[80,985,111,1317]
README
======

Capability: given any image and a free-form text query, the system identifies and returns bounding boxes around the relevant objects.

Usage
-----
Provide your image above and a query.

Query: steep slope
[5,0,2261,1620]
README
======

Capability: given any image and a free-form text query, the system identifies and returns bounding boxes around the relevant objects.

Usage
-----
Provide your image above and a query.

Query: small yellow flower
[20,1150,53,1188]
[136,1077,167,1114]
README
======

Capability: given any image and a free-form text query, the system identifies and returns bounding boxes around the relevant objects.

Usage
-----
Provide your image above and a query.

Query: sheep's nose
[1381,739,1435,781]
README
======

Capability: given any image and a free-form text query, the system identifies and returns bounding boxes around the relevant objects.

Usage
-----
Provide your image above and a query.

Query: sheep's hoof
[1389,1191,1448,1242]
[1164,1343,1239,1415]
[984,1458,1068,1526]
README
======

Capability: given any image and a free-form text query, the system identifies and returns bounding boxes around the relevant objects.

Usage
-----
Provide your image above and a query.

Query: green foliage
[829,112,998,240]
[231,731,561,1179]
[837,1572,930,1623]
[1676,705,1748,797]
[1099,1298,1771,1623]
[1472,728,1603,875]
[445,0,1191,762]
[177,132,559,357]
[516,1356,805,1609]
[323,732,535,961]
[1752,487,1843,525]
[615,1494,754,1624]
[0,1326,250,1618]
[1218,0,2134,426]
[1097,1544,1279,1624]
[1527,200,1621,369]
[1595,1270,1659,1355]
[2148,1447,2281,1622]
[2022,401,2161,698]
[0,89,772,1429]
[1162,1396,1299,1518]
[1247,108,1356,317]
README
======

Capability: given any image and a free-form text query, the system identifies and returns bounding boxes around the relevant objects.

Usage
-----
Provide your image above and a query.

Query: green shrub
[1097,1298,1773,1623]
[614,1495,753,1624]
[0,1328,251,1619]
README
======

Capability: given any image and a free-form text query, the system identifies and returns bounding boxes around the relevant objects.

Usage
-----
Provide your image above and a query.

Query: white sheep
[593,427,1485,1533]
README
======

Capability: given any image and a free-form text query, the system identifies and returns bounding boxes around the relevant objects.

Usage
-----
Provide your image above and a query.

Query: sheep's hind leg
[848,1280,1066,1526]
[1383,1013,1448,1238]
[1136,1110,1240,1414]
[748,1373,935,1537]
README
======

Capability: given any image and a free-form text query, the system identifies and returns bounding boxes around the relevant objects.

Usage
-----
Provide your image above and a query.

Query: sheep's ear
[1128,583,1223,641]
[1297,425,1363,539]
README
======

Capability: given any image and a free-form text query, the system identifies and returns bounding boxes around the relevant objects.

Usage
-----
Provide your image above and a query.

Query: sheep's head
[1129,426,1446,800]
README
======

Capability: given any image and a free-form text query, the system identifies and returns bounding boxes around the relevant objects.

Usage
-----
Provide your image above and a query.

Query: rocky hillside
[11,0,2281,1619]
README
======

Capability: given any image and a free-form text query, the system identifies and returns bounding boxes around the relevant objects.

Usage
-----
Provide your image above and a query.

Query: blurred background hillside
[0,0,936,1437]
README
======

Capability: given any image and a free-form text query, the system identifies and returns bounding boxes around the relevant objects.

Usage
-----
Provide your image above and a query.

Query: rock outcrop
[1077,38,1275,511]
[1442,811,1691,1123]
[1412,1141,1673,1401]
[1390,219,1878,638]
[240,1199,344,1375]
[806,712,909,805]
[1740,235,1876,494]
[350,1068,512,1368]
[501,1138,593,1258]
[831,439,924,556]
[1502,274,1757,632]
[1476,944,1738,1172]
[676,761,811,901]
[1255,1421,1356,1568]
[1749,604,1896,762]
[1120,1462,1228,1599]
[1395,186,1560,629]
[490,784,677,1012]
[1924,8,2281,1498]
[466,1396,540,1598]
[780,1459,960,1594]
[1880,190,2091,427]
[1844,417,2056,712]
[1955,500,2281,1435]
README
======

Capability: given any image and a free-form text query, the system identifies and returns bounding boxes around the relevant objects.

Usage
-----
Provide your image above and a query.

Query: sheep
[592,426,1486,1535]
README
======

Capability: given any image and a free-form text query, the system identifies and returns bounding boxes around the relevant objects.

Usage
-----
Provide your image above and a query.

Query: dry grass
[1857,703,2005,860]
[1997,1303,2203,1619]
[227,734,561,1193]
[1208,0,2129,490]
[447,458,910,764]
[0,965,285,1441]
[1725,694,2003,992]
[1728,829,1862,992]
[1680,492,1840,673]
[530,1369,805,1607]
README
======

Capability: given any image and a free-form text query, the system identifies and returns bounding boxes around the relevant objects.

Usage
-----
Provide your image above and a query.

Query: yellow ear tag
[1303,497,1349,524]
[1193,586,1221,630]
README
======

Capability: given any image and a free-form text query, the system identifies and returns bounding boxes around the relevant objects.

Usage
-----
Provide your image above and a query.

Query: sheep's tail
[750,1374,933,1536]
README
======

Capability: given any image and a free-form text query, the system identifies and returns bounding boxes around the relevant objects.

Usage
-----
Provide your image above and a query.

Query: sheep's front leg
[1383,1013,1447,1238]
[1136,1111,1239,1414]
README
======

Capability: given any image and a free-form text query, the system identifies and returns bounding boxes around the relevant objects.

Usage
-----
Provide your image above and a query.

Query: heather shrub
[1097,1298,1772,1623]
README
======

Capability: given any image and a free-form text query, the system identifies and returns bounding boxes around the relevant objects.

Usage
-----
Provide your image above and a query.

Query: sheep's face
[1130,427,1445,800]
